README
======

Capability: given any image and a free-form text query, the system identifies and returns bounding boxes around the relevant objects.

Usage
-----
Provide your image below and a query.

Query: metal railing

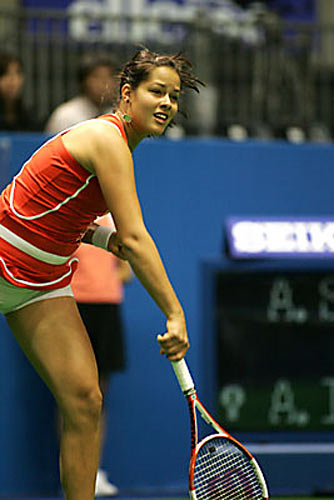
[1,6,334,141]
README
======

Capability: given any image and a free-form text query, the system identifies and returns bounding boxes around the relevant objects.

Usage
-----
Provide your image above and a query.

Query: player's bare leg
[98,375,109,456]
[6,297,102,500]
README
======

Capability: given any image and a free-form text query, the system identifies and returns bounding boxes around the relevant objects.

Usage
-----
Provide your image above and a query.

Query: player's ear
[121,84,132,104]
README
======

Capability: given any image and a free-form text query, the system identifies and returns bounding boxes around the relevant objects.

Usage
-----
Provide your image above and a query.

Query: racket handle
[171,359,195,394]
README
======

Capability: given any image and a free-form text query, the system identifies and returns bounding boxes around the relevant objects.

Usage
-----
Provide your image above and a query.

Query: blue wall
[0,134,333,496]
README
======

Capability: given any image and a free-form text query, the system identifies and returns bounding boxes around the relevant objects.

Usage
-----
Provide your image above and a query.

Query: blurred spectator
[0,52,42,132]
[45,53,117,134]
[71,214,132,496]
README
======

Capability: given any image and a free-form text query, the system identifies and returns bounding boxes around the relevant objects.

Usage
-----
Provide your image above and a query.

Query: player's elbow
[117,228,149,258]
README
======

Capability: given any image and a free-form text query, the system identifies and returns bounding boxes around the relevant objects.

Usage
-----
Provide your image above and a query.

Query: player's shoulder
[94,115,124,138]
[80,117,125,146]
[63,117,130,169]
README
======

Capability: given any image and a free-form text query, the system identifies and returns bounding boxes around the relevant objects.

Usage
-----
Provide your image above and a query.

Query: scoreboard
[215,269,334,433]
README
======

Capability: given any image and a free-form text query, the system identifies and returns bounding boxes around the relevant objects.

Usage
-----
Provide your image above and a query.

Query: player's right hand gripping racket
[172,359,269,500]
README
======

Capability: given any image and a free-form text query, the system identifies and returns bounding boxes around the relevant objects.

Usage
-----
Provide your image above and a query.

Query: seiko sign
[226,218,334,258]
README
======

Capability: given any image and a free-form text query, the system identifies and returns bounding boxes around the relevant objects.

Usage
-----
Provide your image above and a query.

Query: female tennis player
[0,49,202,500]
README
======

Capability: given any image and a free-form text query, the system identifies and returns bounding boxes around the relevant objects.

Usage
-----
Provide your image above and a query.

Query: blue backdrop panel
[0,134,333,495]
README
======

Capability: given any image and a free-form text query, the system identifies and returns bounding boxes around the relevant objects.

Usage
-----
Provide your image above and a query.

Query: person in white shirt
[45,54,116,134]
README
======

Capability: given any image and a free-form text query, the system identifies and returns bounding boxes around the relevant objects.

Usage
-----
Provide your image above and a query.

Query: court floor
[1,496,333,500]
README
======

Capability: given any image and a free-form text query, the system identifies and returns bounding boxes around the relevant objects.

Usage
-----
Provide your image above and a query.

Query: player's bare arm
[62,121,189,360]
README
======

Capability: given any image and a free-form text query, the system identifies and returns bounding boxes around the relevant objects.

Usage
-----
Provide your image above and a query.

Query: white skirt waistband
[0,224,72,265]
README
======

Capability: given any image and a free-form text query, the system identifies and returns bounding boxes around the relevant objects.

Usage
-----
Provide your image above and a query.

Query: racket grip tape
[171,359,195,394]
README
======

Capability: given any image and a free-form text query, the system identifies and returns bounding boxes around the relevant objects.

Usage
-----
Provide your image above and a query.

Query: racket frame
[172,359,269,500]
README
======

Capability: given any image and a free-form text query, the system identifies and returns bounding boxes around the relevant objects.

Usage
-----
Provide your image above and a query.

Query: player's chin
[151,117,172,135]
[150,124,168,137]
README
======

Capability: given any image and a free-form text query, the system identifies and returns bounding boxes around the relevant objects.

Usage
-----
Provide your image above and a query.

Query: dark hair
[0,52,41,131]
[77,53,117,85]
[0,52,22,78]
[118,48,203,99]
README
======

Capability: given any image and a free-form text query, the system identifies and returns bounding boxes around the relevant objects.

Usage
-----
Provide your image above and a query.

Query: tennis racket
[172,359,269,500]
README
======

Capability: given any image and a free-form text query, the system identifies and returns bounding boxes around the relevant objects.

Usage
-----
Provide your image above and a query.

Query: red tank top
[0,114,128,290]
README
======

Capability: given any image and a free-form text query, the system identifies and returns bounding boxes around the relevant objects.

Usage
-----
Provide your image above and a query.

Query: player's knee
[61,383,103,429]
[81,385,103,420]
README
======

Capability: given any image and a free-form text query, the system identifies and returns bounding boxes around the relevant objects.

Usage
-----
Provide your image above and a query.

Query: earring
[123,99,132,122]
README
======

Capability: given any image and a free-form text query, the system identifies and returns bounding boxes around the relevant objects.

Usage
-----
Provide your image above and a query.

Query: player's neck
[114,110,145,152]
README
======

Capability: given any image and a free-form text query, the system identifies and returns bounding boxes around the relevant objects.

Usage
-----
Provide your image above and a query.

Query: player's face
[130,66,181,136]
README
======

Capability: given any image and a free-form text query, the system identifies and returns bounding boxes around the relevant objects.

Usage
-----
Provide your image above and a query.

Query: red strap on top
[96,113,128,145]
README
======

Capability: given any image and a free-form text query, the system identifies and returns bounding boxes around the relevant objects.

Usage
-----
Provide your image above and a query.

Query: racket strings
[193,437,264,500]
